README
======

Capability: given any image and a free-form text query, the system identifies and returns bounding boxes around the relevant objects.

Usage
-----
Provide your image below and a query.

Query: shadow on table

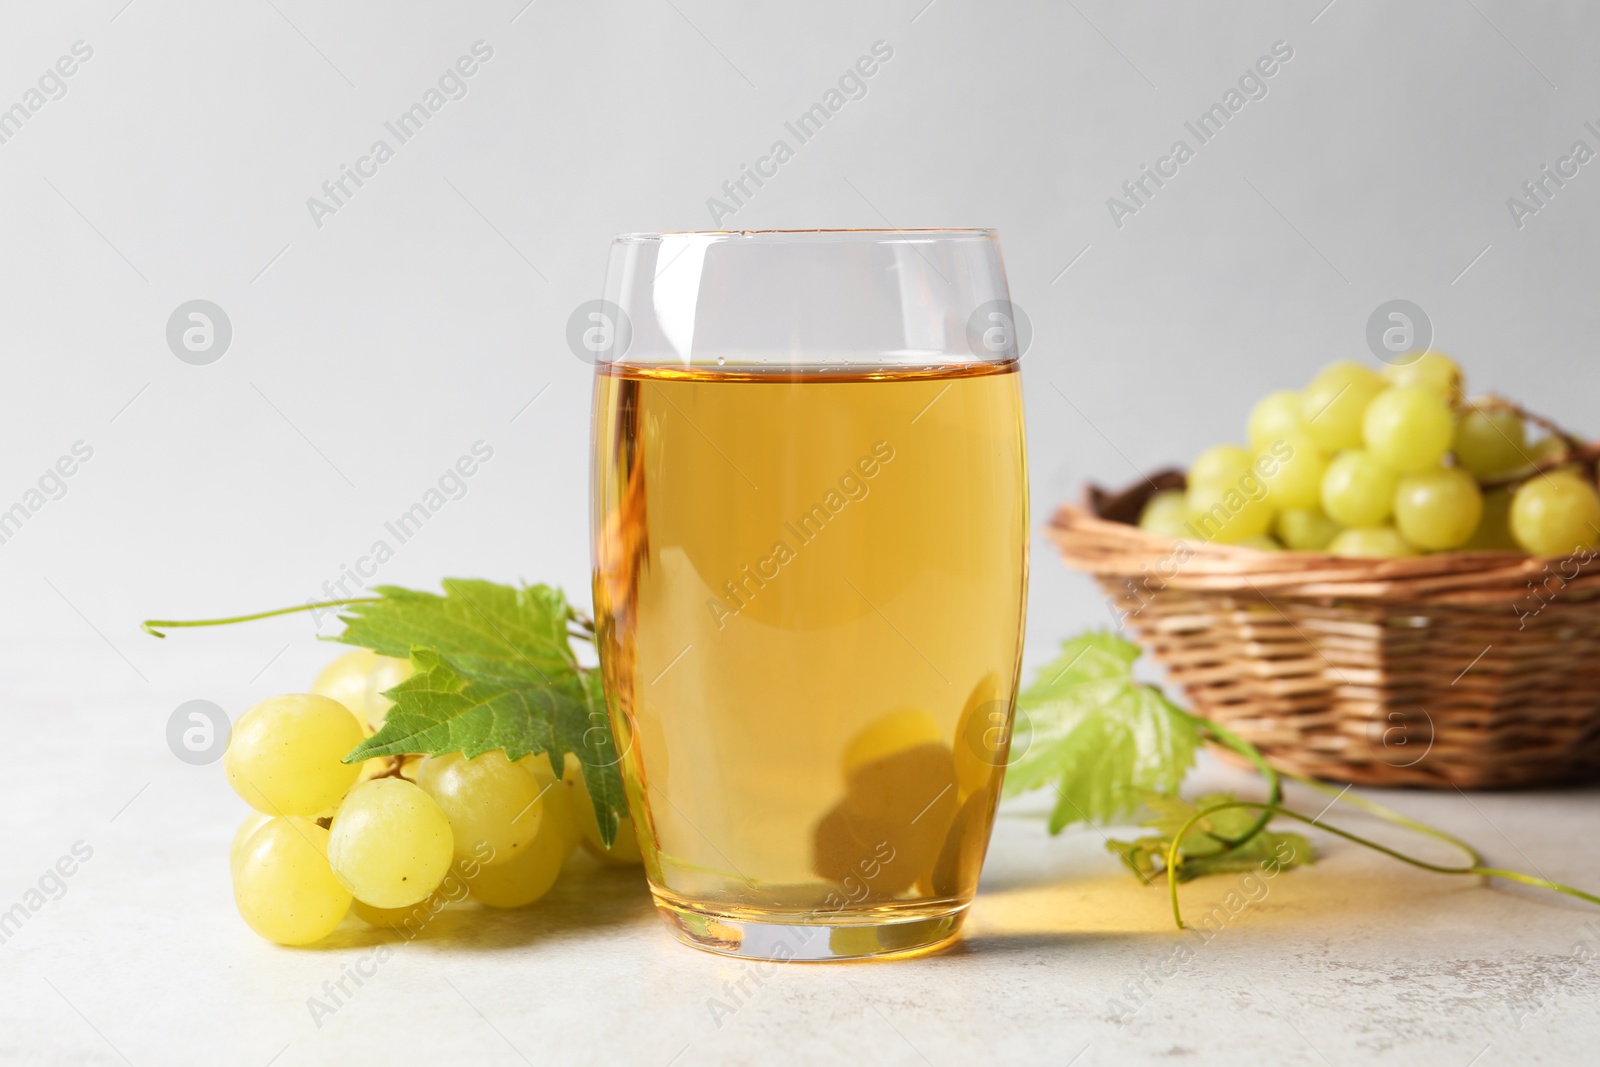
[310,852,655,952]
[964,789,1600,958]
[937,931,1144,960]
[959,845,1592,958]
[309,795,1600,956]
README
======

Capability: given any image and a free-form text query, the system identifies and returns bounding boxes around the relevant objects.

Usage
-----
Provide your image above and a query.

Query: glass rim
[610,227,998,243]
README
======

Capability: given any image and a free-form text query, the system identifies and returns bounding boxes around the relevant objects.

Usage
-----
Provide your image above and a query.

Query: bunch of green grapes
[1138,352,1600,559]
[226,650,640,945]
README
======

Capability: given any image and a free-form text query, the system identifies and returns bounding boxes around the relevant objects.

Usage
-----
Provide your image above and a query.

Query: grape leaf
[1003,632,1201,832]
[335,581,624,846]
[336,580,577,686]
[1107,792,1313,884]
[577,662,628,845]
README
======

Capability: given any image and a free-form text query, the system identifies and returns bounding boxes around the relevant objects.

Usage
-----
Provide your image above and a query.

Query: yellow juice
[592,362,1028,929]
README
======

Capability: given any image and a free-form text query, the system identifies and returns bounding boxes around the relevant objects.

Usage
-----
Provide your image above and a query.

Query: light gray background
[4,2,1599,1065]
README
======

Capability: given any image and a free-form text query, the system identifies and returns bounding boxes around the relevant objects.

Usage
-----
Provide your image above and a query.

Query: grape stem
[370,755,412,781]
[1162,795,1600,929]
[143,597,600,644]
[567,608,597,644]
[1186,712,1282,850]
[141,598,382,638]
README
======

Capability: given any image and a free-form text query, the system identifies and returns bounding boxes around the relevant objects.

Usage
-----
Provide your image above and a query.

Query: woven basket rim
[1049,502,1600,602]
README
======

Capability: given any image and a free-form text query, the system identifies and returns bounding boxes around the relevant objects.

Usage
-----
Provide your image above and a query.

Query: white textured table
[4,634,1599,1066]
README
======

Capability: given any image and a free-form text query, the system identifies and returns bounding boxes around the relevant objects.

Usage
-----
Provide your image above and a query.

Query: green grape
[1257,431,1327,510]
[327,779,455,908]
[1187,477,1275,543]
[518,753,580,859]
[311,649,380,723]
[1247,390,1306,449]
[1393,467,1483,550]
[1509,471,1600,556]
[1328,526,1419,559]
[1461,487,1519,551]
[233,817,352,945]
[1321,450,1398,528]
[1234,535,1282,551]
[1275,508,1342,551]
[1187,444,1276,542]
[416,751,545,865]
[1452,408,1527,477]
[363,655,414,732]
[1382,351,1463,403]
[563,755,644,865]
[1532,436,1572,463]
[229,811,273,875]
[1138,490,1194,538]
[466,807,570,908]
[1528,435,1579,475]
[308,754,410,824]
[224,694,366,815]
[1188,444,1253,487]
[1362,386,1454,473]
[1492,436,1576,482]
[1300,361,1386,452]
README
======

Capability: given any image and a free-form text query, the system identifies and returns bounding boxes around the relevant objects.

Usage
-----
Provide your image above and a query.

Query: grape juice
[592,362,1027,942]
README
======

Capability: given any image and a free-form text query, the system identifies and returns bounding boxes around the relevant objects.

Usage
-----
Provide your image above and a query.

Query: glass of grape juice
[590,229,1028,961]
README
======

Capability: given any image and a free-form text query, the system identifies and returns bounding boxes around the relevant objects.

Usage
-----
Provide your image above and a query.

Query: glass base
[653,896,967,961]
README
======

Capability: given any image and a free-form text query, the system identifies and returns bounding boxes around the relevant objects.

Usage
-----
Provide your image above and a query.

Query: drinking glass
[589,230,1028,960]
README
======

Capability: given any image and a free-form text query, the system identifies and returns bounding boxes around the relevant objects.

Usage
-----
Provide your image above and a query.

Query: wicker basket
[1049,474,1600,789]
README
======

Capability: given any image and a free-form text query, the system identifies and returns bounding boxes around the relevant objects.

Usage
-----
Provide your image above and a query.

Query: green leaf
[577,663,628,848]
[1003,632,1201,832]
[336,580,624,846]
[1106,792,1313,883]
[336,580,578,684]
